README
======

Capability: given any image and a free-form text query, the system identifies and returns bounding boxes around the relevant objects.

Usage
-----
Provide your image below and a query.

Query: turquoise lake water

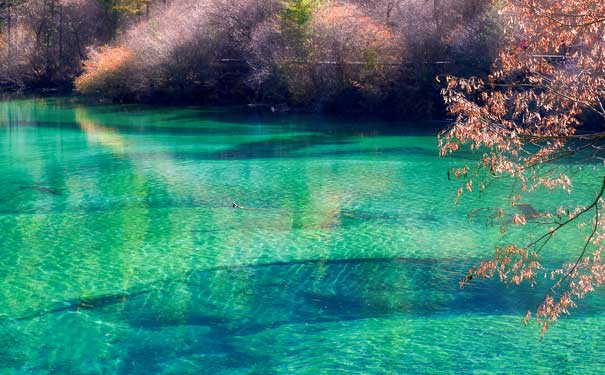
[0,98,603,374]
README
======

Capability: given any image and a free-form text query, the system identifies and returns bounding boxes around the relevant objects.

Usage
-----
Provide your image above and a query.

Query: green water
[0,98,603,374]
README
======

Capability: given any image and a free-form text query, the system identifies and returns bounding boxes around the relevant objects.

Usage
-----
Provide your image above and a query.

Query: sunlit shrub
[75,0,269,102]
[310,4,400,82]
[39,0,498,113]
[260,2,403,109]
[75,46,135,100]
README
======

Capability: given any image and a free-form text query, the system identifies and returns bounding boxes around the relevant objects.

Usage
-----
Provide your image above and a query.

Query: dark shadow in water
[116,258,605,330]
[7,257,605,374]
[70,103,439,134]
[9,289,152,322]
[194,134,353,160]
[12,257,605,325]
[158,144,439,161]
[3,119,439,161]
[18,185,62,196]
[0,120,535,164]
[1,103,442,138]
[118,144,438,163]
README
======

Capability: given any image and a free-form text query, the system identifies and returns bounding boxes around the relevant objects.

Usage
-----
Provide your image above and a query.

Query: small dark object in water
[231,201,270,211]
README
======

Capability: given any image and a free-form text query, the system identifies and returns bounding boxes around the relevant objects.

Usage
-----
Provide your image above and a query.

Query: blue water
[0,98,603,374]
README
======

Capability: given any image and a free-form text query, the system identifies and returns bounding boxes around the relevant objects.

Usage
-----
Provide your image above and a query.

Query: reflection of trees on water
[0,102,409,322]
[0,100,479,325]
[2,100,605,374]
[5,100,592,341]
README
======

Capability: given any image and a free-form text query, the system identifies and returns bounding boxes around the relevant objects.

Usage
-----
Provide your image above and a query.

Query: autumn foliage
[0,0,497,113]
[75,47,134,100]
[442,0,605,334]
[0,0,118,88]
[269,3,401,107]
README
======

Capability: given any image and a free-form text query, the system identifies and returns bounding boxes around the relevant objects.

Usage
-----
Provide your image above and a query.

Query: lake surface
[0,98,603,374]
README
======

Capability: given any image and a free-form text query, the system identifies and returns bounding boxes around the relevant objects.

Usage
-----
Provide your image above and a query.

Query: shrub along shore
[0,0,498,117]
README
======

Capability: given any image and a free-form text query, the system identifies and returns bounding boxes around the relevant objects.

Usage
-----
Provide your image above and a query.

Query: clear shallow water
[0,98,603,374]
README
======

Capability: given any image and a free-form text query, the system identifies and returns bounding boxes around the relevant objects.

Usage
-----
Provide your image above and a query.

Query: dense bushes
[74,46,134,100]
[0,0,500,116]
[248,3,402,110]
[75,0,273,103]
[0,0,115,88]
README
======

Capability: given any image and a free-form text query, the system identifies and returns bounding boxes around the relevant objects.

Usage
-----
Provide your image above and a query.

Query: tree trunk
[433,0,442,37]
